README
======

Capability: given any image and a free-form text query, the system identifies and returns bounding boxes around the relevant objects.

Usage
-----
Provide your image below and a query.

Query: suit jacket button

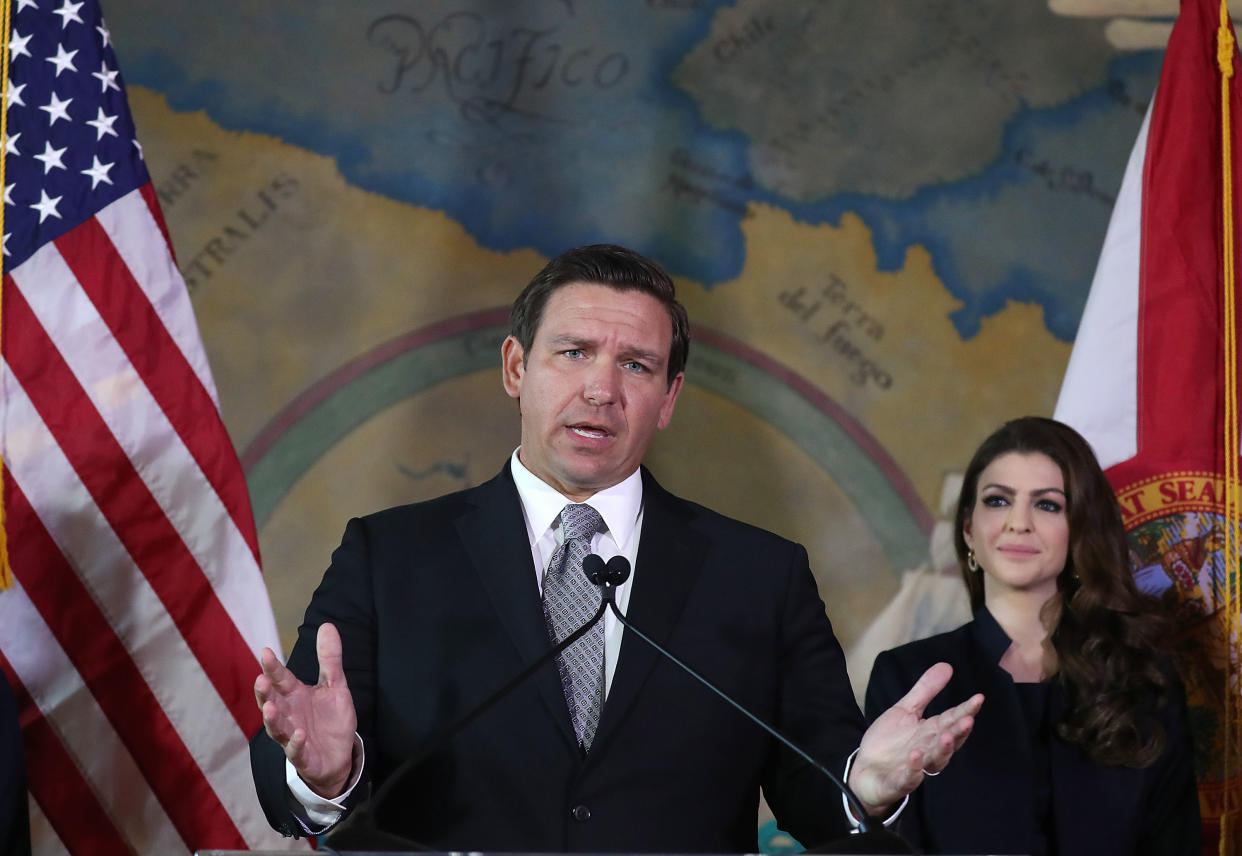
[572,804,591,822]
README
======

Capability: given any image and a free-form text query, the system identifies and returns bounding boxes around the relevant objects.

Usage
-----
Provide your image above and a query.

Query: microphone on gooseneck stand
[321,566,614,854]
[587,553,913,856]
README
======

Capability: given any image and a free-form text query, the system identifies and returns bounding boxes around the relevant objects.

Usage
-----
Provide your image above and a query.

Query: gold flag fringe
[1219,2,1242,853]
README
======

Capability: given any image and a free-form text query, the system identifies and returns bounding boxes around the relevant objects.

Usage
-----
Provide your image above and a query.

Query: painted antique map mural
[101,0,1200,846]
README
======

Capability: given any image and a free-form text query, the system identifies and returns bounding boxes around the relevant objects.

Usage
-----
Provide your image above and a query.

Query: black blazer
[865,608,1200,856]
[251,464,865,853]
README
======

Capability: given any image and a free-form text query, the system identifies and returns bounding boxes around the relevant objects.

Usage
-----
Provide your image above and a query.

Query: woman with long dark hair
[866,416,1199,855]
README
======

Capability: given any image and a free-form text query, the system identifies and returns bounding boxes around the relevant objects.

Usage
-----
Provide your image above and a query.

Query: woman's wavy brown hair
[953,416,1171,767]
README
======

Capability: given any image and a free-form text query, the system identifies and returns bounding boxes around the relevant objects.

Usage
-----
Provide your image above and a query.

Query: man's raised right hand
[254,622,358,799]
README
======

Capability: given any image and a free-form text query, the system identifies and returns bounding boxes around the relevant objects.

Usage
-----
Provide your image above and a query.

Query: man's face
[502,281,684,501]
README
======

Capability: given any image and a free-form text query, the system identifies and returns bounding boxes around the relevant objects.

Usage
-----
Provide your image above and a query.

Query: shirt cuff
[285,733,366,832]
[841,747,907,830]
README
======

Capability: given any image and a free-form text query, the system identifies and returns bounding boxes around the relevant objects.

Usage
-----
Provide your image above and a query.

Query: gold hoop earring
[967,548,980,572]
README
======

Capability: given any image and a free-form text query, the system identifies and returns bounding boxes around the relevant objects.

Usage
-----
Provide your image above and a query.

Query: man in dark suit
[251,244,982,851]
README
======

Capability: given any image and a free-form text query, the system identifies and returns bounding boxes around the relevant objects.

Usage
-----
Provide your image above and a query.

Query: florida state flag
[1056,0,1242,851]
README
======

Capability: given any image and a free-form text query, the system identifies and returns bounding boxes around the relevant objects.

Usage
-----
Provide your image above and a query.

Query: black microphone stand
[590,555,912,855]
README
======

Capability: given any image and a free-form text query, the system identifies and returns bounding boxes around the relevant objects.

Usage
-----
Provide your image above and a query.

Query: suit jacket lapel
[591,468,708,755]
[455,464,579,752]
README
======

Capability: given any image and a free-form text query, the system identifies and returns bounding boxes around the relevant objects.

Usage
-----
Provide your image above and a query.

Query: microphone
[322,561,613,853]
[581,553,628,594]
[596,554,912,855]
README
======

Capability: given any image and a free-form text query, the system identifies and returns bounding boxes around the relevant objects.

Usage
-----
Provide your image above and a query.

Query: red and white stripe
[0,186,304,852]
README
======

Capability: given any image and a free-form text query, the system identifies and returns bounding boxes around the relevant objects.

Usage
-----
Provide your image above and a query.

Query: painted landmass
[675,0,1112,200]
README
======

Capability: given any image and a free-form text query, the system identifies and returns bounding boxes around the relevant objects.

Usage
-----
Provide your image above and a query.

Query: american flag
[0,0,296,852]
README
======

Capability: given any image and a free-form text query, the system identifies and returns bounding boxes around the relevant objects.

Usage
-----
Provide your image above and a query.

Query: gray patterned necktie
[542,503,606,750]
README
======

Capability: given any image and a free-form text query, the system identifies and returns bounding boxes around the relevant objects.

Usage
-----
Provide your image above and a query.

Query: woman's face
[963,451,1070,603]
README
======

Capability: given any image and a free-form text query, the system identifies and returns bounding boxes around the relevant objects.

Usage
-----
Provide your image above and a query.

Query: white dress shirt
[509,449,643,696]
